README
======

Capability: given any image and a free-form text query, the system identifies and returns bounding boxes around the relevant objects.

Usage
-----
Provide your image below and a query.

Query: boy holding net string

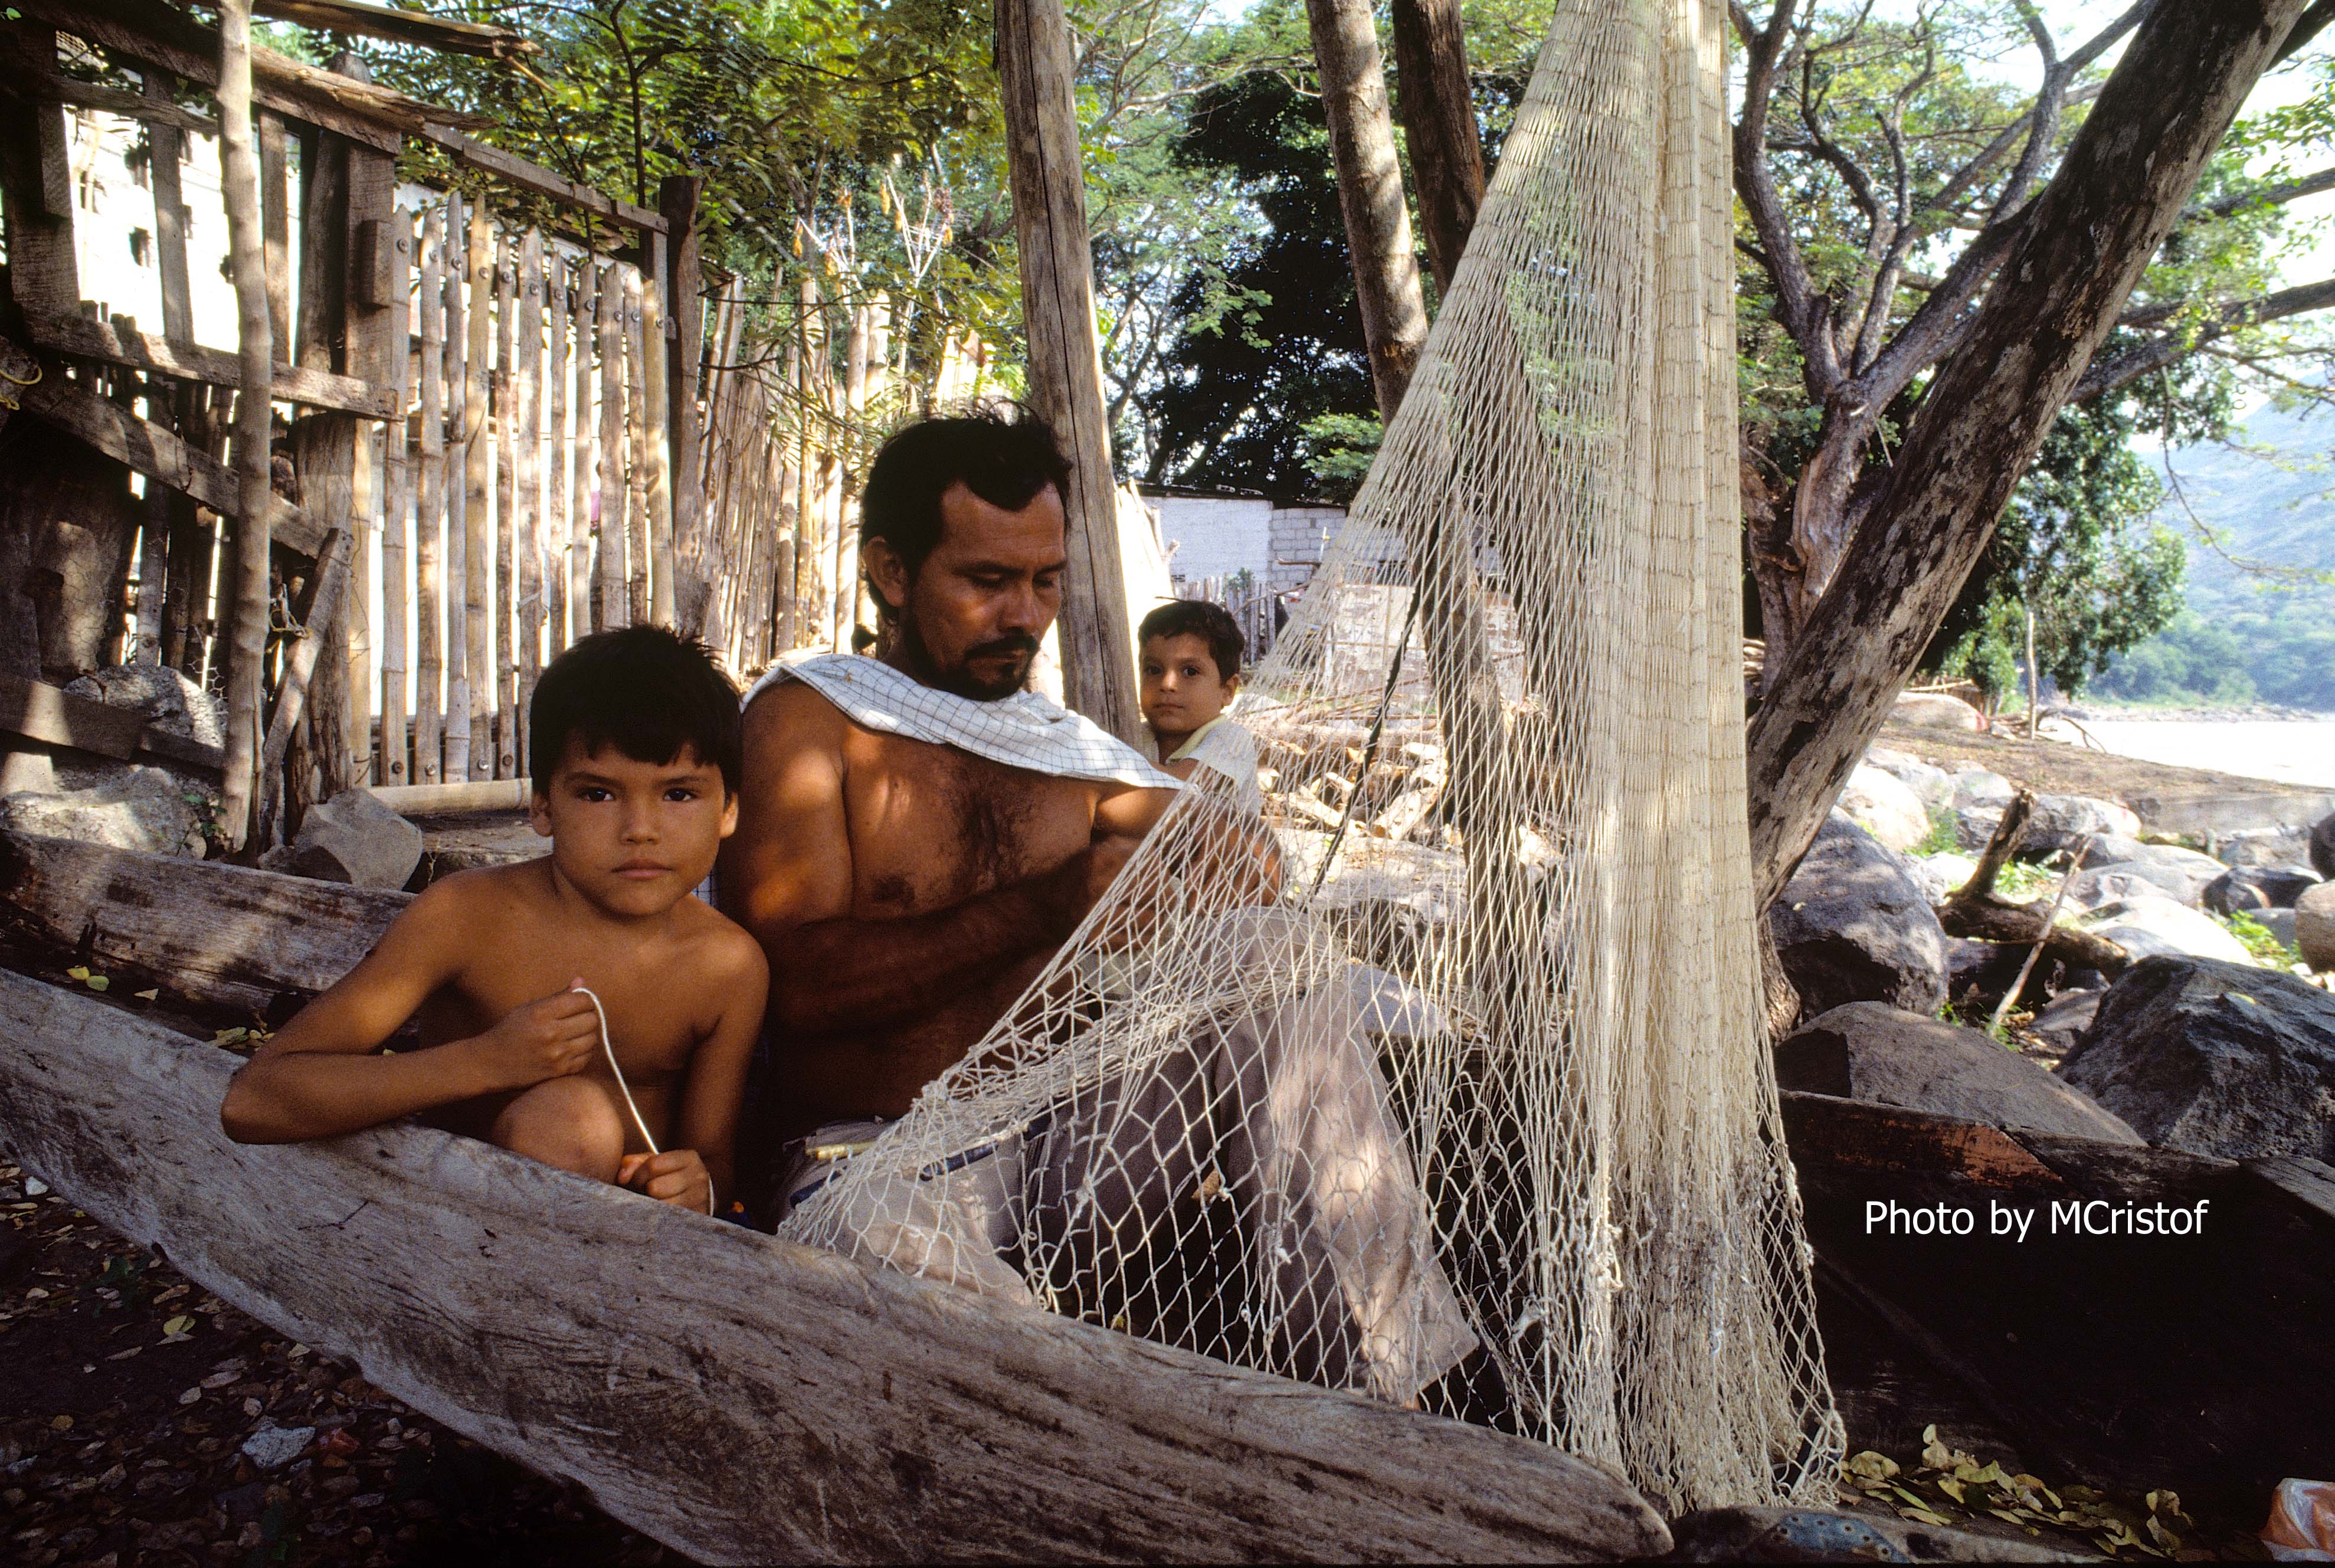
[220,627,767,1217]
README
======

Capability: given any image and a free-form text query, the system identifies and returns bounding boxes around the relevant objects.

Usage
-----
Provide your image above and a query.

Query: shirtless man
[721,410,1475,1402]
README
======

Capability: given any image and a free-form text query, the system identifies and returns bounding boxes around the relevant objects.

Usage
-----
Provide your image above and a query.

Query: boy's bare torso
[789,715,1106,1128]
[420,860,736,1141]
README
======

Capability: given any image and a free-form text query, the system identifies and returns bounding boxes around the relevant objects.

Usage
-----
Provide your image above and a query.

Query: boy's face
[530,738,736,918]
[1140,631,1236,739]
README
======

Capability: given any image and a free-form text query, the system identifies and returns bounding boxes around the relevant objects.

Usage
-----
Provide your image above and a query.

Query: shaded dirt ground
[1,1153,685,1568]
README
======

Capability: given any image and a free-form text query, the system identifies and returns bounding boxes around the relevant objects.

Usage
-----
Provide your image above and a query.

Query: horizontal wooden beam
[0,673,228,775]
[253,0,537,60]
[28,310,399,418]
[414,124,667,235]
[0,970,1670,1563]
[9,348,323,555]
[0,57,217,135]
[367,777,532,814]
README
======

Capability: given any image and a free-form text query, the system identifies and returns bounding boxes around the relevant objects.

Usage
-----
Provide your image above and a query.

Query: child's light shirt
[1167,715,1265,817]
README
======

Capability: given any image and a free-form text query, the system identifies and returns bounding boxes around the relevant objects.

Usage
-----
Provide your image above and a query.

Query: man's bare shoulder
[741,677,846,751]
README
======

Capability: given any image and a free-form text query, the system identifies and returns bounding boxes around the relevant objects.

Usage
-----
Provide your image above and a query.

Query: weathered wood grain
[24,309,398,417]
[0,972,1670,1564]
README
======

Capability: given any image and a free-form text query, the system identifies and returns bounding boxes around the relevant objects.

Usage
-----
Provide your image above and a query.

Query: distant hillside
[2085,401,2335,712]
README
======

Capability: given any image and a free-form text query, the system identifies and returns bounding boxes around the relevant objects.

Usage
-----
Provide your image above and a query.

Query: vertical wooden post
[288,89,355,821]
[643,232,676,627]
[441,192,471,786]
[514,227,545,776]
[792,274,823,650]
[340,69,396,787]
[258,113,292,351]
[994,0,1142,741]
[595,261,627,630]
[378,205,414,785]
[463,203,493,778]
[546,254,570,661]
[569,258,595,644]
[215,0,272,850]
[136,69,195,667]
[415,202,446,785]
[623,265,651,626]
[660,175,708,636]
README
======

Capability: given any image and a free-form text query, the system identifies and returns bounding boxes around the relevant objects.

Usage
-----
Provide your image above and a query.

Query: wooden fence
[1174,573,1281,668]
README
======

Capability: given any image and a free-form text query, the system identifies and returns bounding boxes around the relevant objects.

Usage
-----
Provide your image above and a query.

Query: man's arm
[718,684,1109,1037]
[220,877,602,1143]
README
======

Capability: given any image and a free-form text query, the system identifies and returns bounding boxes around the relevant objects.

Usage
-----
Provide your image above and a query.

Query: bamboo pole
[215,0,271,850]
[414,201,446,784]
[341,78,396,786]
[623,265,651,626]
[643,232,676,628]
[595,261,625,630]
[441,191,471,785]
[377,204,413,784]
[545,253,569,660]
[493,231,518,778]
[463,202,492,778]
[569,256,594,644]
[514,227,545,777]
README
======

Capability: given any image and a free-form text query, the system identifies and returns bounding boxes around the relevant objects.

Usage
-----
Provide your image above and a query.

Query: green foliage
[1298,412,1383,500]
[2219,909,2301,968]
[1913,808,1959,859]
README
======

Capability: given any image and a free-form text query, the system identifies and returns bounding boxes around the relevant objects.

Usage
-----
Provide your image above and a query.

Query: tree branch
[2075,275,2335,401]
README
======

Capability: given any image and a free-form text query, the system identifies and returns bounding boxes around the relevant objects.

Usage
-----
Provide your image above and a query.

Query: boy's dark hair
[1139,599,1245,683]
[530,625,742,797]
[860,406,1071,621]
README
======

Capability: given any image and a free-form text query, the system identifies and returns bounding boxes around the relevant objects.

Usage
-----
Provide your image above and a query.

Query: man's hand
[618,1150,712,1212]
[464,984,602,1094]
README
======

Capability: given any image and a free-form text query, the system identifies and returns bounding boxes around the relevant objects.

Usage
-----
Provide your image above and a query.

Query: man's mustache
[965,634,1041,661]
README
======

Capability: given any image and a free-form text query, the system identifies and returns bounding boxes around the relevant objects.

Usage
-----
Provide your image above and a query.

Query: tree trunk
[216,0,273,852]
[996,0,1142,742]
[1745,0,2309,908]
[1306,0,1430,418]
[1388,0,1483,297]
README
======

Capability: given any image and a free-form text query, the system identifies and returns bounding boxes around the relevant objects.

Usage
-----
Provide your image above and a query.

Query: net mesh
[779,0,1842,1511]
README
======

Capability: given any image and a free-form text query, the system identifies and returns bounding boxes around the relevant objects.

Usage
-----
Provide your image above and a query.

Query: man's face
[870,482,1066,701]
[530,738,737,918]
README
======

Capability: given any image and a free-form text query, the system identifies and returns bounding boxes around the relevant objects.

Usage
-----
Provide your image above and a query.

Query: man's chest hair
[847,734,1093,909]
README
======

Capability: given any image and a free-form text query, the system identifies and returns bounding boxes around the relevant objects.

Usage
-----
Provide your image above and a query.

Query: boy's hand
[618,1150,712,1213]
[467,984,602,1092]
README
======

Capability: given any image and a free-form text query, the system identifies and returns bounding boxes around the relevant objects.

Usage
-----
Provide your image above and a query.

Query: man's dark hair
[530,624,742,797]
[1138,599,1245,683]
[860,407,1071,618]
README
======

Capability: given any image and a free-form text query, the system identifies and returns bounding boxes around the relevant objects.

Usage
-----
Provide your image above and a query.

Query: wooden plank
[22,0,488,150]
[571,259,598,641]
[377,206,414,785]
[595,261,627,630]
[24,309,399,418]
[411,124,664,235]
[624,265,651,626]
[368,777,530,814]
[463,204,493,779]
[0,672,146,760]
[660,175,708,636]
[253,0,534,61]
[545,256,572,658]
[258,113,292,351]
[9,352,322,554]
[413,203,447,785]
[493,234,519,778]
[257,527,355,832]
[514,229,545,776]
[2,57,218,135]
[440,193,471,787]
[0,968,1668,1565]
[643,233,676,626]
[0,27,79,319]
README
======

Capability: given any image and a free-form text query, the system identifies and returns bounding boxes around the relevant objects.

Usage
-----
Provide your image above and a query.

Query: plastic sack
[2264,1479,2335,1563]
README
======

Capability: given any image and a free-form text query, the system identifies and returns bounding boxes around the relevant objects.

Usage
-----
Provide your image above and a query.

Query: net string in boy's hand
[573,983,715,1215]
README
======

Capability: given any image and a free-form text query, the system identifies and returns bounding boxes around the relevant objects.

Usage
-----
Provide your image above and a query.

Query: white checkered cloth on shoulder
[746,652,1181,790]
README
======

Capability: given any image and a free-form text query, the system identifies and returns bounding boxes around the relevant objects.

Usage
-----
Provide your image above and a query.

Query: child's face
[530,738,736,919]
[1140,632,1236,739]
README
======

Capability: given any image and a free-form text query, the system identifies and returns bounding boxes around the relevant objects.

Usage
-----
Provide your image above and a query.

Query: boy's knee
[492,1077,627,1183]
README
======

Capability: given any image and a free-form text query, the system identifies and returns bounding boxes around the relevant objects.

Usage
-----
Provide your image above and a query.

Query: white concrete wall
[1153,493,1274,584]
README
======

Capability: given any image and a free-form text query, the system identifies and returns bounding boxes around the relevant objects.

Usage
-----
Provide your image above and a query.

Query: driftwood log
[0,843,1671,1562]
[1937,789,2130,979]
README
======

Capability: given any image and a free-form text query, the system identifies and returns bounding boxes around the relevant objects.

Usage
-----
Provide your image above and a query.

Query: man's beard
[893,613,1038,702]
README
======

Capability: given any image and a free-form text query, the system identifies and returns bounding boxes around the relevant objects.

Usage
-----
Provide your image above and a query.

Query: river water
[2046,717,2335,790]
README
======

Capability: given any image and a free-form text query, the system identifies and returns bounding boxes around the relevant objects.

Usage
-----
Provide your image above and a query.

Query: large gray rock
[1863,747,1954,808]
[2022,793,2144,856]
[1892,692,1983,731]
[2205,865,2321,914]
[64,662,225,747]
[1778,1002,2141,1144]
[1907,851,1978,905]
[2079,894,2256,965]
[2064,843,2226,908]
[2313,811,2335,881]
[1950,768,2016,812]
[2062,868,2180,914]
[2298,882,2335,973]
[289,788,424,889]
[2028,988,2102,1056]
[0,765,202,856]
[2061,955,2335,1160]
[1838,764,1932,852]
[1769,814,1948,1018]
[2218,824,2312,870]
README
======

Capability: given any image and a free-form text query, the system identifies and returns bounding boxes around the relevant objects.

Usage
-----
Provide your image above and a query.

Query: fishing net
[778,0,1841,1511]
